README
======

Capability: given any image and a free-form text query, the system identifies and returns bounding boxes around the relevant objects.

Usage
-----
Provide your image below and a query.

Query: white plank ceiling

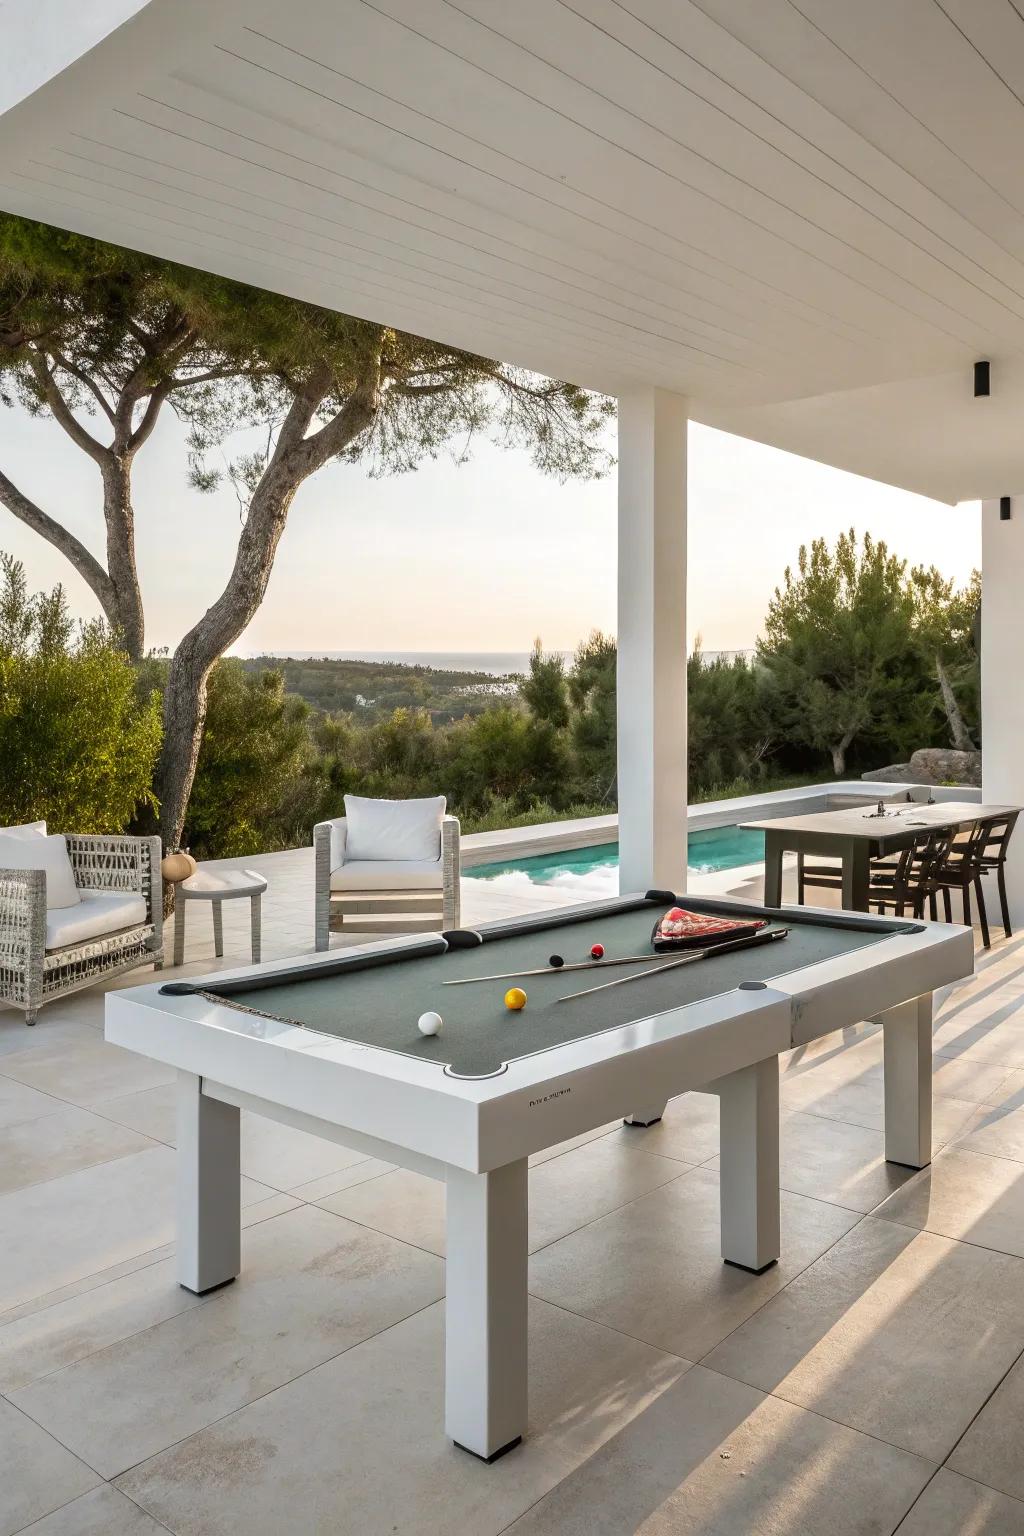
[3,0,1024,500]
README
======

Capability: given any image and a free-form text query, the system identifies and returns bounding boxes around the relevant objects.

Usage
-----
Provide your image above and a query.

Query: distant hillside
[239,654,518,723]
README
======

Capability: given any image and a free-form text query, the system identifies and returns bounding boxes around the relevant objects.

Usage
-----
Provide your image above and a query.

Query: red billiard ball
[590,943,605,960]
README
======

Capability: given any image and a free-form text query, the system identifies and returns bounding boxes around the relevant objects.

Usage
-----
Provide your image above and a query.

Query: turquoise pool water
[466,825,765,889]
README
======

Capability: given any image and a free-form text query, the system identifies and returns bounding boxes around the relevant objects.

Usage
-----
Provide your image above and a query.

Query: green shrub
[0,557,161,831]
[183,660,312,858]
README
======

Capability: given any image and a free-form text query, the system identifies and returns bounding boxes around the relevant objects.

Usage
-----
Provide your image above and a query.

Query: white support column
[617,388,689,894]
[982,495,1024,924]
[176,1071,241,1295]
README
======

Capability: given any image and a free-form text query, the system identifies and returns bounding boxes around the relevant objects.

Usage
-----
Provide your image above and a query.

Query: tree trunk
[157,461,303,849]
[0,467,119,623]
[155,364,381,850]
[936,655,976,752]
[830,731,855,777]
[101,457,145,660]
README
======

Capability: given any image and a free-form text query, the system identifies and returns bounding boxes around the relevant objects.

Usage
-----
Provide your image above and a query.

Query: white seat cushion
[0,832,80,910]
[46,891,147,950]
[0,820,46,838]
[344,795,445,862]
[330,858,443,892]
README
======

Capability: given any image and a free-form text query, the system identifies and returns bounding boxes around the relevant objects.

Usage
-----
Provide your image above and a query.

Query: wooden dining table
[742,800,1020,913]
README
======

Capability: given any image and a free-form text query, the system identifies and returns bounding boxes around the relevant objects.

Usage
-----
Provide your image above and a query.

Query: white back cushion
[344,795,445,862]
[0,832,80,909]
[0,821,46,838]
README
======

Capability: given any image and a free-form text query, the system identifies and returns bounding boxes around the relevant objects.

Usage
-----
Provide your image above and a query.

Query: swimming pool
[465,825,765,898]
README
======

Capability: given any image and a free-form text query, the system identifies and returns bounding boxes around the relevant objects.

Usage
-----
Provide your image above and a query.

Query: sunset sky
[0,403,980,657]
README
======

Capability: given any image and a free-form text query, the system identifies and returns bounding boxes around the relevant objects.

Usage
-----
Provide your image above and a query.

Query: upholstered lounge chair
[314,795,460,950]
[0,823,163,1024]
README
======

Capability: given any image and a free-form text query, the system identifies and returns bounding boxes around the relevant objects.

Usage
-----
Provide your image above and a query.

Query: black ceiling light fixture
[975,360,991,397]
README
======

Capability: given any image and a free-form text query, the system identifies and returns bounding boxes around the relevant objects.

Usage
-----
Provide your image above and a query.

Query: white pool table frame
[105,892,973,1462]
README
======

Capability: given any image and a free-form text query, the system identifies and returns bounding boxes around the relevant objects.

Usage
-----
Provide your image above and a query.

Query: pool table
[105,891,973,1462]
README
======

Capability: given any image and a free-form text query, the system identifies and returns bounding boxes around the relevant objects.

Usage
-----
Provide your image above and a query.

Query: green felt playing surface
[200,900,910,1078]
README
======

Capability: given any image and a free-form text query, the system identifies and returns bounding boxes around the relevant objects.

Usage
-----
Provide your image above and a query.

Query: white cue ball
[417,1011,443,1037]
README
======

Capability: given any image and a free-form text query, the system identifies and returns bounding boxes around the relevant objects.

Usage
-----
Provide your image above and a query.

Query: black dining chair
[869,829,955,921]
[975,812,1019,940]
[797,847,901,905]
[934,822,991,948]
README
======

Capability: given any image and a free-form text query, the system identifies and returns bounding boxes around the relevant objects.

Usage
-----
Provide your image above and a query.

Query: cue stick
[554,927,789,1003]
[441,954,671,986]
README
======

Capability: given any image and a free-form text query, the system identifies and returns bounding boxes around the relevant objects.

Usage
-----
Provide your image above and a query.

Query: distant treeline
[238,655,516,722]
[0,532,981,864]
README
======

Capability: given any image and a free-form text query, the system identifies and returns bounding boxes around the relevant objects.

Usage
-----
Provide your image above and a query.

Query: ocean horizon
[238,649,571,675]
[236,646,755,675]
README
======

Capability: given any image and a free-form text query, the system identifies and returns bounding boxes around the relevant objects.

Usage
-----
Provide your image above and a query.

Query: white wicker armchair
[0,835,163,1025]
[314,814,460,950]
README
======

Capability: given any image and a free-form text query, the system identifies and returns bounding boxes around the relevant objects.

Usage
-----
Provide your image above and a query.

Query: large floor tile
[874,1146,1024,1257]
[934,1056,1019,1104]
[528,1141,689,1251]
[898,1470,1024,1536]
[780,1075,977,1145]
[529,1121,619,1165]
[0,1399,100,1536]
[949,1354,1024,1503]
[956,1101,1024,1162]
[293,1158,396,1201]
[0,1019,99,1062]
[502,1365,933,1536]
[0,1105,154,1195]
[528,1165,859,1360]
[0,1252,208,1393]
[605,1090,720,1165]
[322,1142,690,1258]
[0,1145,277,1313]
[932,1009,1024,1070]
[0,1073,65,1129]
[93,1089,381,1197]
[239,1112,373,1189]
[116,1298,689,1536]
[10,1203,444,1477]
[0,1031,173,1105]
[704,1216,1024,1461]
[982,1067,1024,1110]
[92,1083,177,1144]
[704,1110,914,1213]
[320,1167,445,1254]
[15,1485,169,1535]
[777,1110,915,1211]
[89,1087,383,1192]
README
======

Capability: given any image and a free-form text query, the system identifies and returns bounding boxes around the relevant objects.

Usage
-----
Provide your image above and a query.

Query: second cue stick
[442,954,669,986]
[555,927,789,1002]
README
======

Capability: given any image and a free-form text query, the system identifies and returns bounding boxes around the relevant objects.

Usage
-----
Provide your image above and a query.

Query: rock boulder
[862,749,982,787]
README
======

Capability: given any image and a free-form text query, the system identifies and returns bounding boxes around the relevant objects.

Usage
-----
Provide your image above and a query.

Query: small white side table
[173,868,269,967]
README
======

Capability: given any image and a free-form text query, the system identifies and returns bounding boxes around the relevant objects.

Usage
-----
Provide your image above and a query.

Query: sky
[0,402,980,657]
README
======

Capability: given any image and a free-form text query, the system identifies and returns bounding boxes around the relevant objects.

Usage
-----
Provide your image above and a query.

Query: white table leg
[176,1071,241,1295]
[881,994,932,1168]
[715,1057,780,1273]
[212,900,224,958]
[624,1101,668,1127]
[173,897,186,967]
[445,1159,528,1461]
[251,893,262,962]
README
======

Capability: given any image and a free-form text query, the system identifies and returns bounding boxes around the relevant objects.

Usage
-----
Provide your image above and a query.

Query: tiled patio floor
[3,851,1024,1533]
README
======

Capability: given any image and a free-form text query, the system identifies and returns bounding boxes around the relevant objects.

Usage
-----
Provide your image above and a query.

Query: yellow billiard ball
[504,987,528,1011]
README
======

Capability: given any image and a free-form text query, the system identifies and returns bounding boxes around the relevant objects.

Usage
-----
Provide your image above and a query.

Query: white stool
[173,868,268,967]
